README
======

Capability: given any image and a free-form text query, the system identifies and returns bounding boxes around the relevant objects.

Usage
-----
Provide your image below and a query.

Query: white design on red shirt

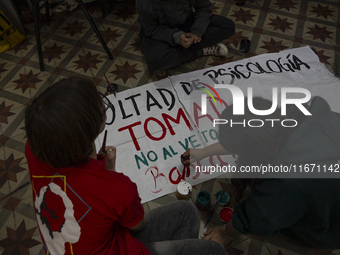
[35,183,81,255]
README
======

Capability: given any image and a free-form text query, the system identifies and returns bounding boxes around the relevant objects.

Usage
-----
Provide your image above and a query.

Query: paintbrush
[204,194,221,228]
[0,182,30,202]
[104,74,116,97]
[101,130,107,154]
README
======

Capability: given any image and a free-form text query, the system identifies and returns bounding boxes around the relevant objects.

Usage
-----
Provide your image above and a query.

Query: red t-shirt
[25,142,150,255]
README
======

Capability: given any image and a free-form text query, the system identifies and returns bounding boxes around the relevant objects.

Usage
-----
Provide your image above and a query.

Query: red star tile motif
[212,2,220,14]
[73,52,103,72]
[43,43,67,63]
[307,24,332,42]
[274,0,298,11]
[260,38,288,53]
[0,220,40,255]
[62,20,87,37]
[18,58,29,65]
[310,4,334,19]
[268,16,294,32]
[53,67,63,75]
[208,56,234,67]
[244,51,257,58]
[26,98,33,107]
[110,61,141,83]
[226,31,248,48]
[253,27,263,33]
[86,2,101,15]
[98,27,122,44]
[311,48,332,65]
[155,71,172,81]
[0,101,15,124]
[113,4,137,21]
[11,38,33,54]
[4,196,21,211]
[0,153,26,188]
[231,8,256,24]
[130,38,142,53]
[0,62,8,79]
[0,134,9,147]
[13,70,42,93]
[92,77,102,86]
[111,49,121,57]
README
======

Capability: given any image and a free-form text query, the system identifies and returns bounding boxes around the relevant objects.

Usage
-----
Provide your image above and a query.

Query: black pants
[140,14,235,70]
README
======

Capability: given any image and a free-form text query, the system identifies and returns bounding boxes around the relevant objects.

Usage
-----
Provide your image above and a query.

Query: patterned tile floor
[0,0,339,254]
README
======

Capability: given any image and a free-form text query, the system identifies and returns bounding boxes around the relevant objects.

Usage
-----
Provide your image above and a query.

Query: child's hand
[185,33,201,43]
[203,225,233,246]
[180,33,192,48]
[181,148,206,165]
[103,146,116,171]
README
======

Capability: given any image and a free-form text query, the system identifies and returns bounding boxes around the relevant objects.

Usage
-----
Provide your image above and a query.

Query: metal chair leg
[45,0,50,22]
[98,0,112,17]
[76,0,113,60]
[32,1,45,71]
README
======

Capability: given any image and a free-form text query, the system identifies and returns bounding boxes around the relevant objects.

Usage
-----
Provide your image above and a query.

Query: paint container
[176,181,192,200]
[215,190,230,206]
[220,207,233,223]
[107,83,118,93]
[240,39,251,53]
[195,191,211,210]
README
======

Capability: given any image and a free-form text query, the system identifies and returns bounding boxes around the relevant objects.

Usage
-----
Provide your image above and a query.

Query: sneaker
[203,43,228,57]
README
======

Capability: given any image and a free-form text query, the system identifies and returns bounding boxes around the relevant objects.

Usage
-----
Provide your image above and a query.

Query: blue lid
[196,191,211,206]
[215,190,230,206]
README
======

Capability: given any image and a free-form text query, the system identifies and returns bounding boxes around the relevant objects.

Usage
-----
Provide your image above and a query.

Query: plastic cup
[240,39,251,53]
[176,181,192,200]
[215,190,230,206]
[107,83,118,93]
[220,207,233,223]
[196,191,211,210]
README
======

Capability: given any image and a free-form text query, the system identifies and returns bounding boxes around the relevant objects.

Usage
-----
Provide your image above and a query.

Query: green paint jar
[196,191,211,210]
[215,190,230,206]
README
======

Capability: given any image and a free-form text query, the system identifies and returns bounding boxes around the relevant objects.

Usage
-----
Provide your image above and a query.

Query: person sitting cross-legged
[136,0,235,70]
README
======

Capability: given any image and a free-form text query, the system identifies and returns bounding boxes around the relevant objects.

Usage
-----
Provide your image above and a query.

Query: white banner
[96,46,340,202]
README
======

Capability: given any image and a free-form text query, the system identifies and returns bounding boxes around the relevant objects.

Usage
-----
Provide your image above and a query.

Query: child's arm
[103,146,116,171]
[97,143,117,171]
[191,0,213,37]
[181,142,231,165]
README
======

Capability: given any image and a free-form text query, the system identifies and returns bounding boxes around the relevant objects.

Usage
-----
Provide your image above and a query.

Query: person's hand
[203,225,233,246]
[181,148,207,165]
[185,33,201,43]
[180,33,193,48]
[99,146,116,171]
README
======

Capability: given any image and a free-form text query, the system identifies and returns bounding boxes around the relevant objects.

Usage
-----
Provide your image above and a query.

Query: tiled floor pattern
[0,0,339,254]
